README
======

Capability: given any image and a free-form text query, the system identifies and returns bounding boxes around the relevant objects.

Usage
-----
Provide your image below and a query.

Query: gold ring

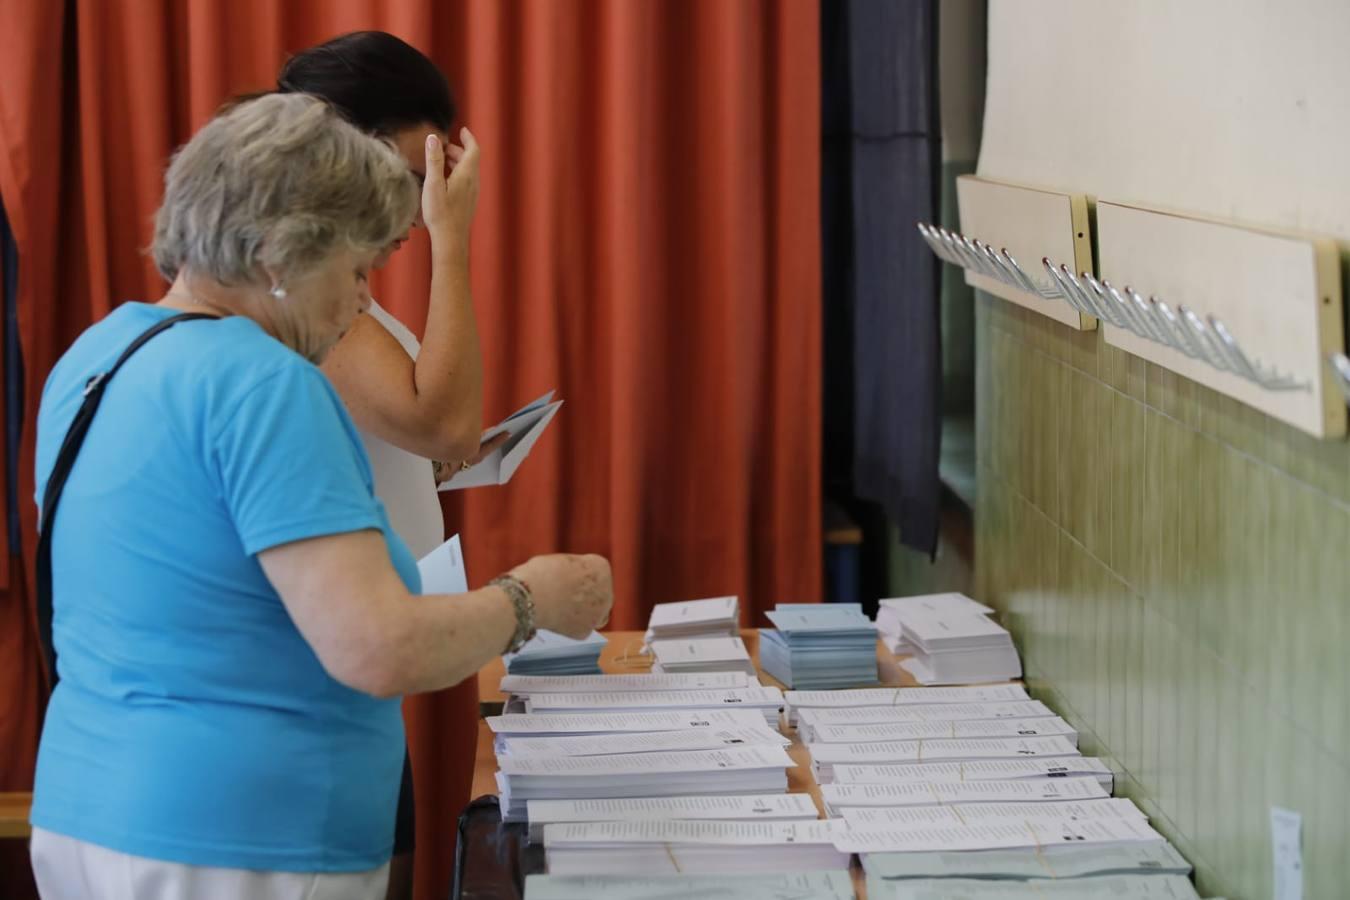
[459,460,473,471]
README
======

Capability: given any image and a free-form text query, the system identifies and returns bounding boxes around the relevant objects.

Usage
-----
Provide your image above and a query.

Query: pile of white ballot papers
[783,684,1032,726]
[649,635,756,675]
[542,820,849,875]
[645,595,740,643]
[524,793,817,842]
[524,871,856,900]
[861,841,1191,881]
[512,686,786,725]
[877,593,1021,685]
[495,745,795,820]
[794,699,1058,741]
[759,603,878,689]
[819,776,1109,817]
[809,735,1082,783]
[504,630,607,675]
[866,874,1202,900]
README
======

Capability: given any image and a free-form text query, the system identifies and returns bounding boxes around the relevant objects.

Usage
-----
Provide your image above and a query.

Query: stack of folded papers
[500,671,755,697]
[819,776,1110,817]
[542,820,850,876]
[802,716,1077,747]
[866,874,1201,900]
[513,686,786,726]
[496,723,789,760]
[505,630,608,676]
[809,735,1083,783]
[860,841,1192,881]
[649,635,756,676]
[840,797,1152,831]
[524,871,857,900]
[794,699,1058,741]
[524,793,818,842]
[495,745,796,821]
[783,684,1031,727]
[832,815,1166,855]
[876,594,1021,685]
[758,604,879,689]
[486,709,774,741]
[828,757,1116,791]
[645,596,741,644]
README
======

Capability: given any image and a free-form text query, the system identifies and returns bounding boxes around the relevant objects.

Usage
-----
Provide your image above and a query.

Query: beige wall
[973,2,1350,897]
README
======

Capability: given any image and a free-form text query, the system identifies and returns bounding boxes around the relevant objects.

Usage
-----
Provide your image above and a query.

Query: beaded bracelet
[490,574,537,654]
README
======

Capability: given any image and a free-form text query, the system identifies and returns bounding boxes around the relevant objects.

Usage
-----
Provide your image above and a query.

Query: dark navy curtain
[822,0,942,558]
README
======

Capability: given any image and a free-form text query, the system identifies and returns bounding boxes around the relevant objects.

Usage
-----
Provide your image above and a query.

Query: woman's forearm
[410,240,484,459]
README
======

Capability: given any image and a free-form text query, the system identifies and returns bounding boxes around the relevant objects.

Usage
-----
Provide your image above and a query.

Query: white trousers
[31,828,390,900]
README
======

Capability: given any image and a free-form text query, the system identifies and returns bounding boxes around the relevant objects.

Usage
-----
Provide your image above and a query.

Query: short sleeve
[213,361,383,556]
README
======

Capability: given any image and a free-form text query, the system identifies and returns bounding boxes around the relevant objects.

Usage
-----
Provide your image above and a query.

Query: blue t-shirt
[30,303,422,872]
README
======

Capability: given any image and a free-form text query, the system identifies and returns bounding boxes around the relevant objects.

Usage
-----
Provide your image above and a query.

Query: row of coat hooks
[915,222,1314,394]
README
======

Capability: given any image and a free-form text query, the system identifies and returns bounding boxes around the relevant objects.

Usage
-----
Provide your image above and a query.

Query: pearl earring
[270,284,287,300]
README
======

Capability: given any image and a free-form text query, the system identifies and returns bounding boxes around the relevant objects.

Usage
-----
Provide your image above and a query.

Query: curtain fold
[0,2,821,897]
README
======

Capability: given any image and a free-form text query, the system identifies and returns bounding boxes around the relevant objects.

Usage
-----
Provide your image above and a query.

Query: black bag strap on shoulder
[36,311,218,692]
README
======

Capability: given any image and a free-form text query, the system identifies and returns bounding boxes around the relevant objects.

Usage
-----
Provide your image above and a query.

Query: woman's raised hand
[421,127,480,252]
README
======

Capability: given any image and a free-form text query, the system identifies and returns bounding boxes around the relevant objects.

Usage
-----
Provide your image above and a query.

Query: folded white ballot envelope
[417,535,468,594]
[440,391,563,491]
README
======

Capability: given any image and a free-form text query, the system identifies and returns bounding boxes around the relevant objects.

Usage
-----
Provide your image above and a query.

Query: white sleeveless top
[358,300,445,559]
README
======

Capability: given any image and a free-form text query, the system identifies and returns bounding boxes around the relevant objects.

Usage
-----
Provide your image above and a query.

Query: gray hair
[152,92,419,286]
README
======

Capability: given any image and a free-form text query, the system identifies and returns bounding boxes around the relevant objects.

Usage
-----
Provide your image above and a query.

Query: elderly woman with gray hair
[27,93,611,900]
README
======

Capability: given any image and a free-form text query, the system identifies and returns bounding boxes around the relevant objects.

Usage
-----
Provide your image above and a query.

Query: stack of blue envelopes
[504,630,608,675]
[758,604,878,689]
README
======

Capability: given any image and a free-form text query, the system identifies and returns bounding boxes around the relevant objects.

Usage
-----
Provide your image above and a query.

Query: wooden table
[471,629,920,896]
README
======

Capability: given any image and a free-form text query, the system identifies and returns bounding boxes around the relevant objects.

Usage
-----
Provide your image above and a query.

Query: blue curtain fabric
[823,0,942,556]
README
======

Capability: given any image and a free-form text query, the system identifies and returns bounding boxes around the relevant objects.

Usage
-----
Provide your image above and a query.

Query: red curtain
[0,1,821,897]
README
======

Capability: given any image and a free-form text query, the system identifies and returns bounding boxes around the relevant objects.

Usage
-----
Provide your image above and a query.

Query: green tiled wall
[974,292,1350,899]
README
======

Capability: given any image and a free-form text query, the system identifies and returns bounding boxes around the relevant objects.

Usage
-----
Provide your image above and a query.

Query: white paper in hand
[440,391,563,491]
[418,535,468,594]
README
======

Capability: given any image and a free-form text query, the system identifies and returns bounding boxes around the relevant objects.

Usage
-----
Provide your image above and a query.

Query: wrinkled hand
[434,432,511,484]
[512,554,614,639]
[421,127,480,251]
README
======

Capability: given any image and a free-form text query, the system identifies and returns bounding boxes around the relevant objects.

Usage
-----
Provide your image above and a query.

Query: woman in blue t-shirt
[28,93,612,900]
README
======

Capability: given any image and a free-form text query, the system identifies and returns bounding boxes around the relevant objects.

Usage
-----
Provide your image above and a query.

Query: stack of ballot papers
[495,745,796,820]
[876,593,1021,685]
[439,391,563,490]
[514,686,786,725]
[795,700,1059,741]
[861,841,1192,881]
[649,635,756,676]
[542,820,850,875]
[500,671,756,696]
[783,684,1032,726]
[524,871,857,900]
[802,716,1077,746]
[809,735,1082,783]
[819,777,1110,817]
[829,757,1116,790]
[486,709,774,740]
[840,798,1152,831]
[758,604,879,689]
[504,630,608,676]
[831,815,1166,854]
[496,723,789,760]
[866,874,1203,900]
[645,596,740,643]
[876,593,994,641]
[523,793,819,842]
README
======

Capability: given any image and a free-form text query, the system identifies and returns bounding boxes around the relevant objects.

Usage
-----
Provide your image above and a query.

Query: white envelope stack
[876,593,1022,685]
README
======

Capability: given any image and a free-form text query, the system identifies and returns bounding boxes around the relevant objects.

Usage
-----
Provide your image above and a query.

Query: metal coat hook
[1036,254,1310,393]
[913,223,1061,301]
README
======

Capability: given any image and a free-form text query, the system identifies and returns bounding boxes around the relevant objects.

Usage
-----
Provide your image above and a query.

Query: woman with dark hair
[275,32,498,900]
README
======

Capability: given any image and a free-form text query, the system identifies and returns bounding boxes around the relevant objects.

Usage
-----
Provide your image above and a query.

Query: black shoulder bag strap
[36,312,218,692]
